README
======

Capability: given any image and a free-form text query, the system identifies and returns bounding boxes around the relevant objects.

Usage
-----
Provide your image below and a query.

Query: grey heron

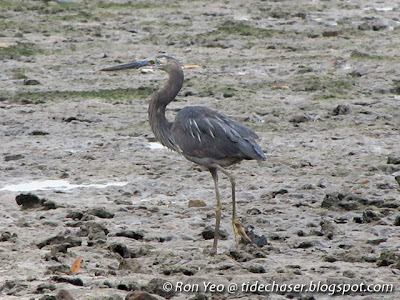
[101,55,265,253]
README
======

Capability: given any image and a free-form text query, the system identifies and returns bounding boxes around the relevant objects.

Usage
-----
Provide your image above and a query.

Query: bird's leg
[216,166,252,245]
[210,168,222,253]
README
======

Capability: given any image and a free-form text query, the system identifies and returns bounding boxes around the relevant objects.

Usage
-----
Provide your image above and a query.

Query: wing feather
[171,106,265,161]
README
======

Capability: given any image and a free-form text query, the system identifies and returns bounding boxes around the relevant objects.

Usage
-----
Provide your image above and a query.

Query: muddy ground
[1,0,400,299]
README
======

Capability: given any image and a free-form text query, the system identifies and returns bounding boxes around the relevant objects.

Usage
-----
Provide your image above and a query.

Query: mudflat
[0,1,399,299]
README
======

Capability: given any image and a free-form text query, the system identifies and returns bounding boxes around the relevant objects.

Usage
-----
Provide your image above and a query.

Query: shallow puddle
[0,180,128,192]
[147,142,166,150]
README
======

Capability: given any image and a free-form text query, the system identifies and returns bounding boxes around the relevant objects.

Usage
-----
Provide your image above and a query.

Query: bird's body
[102,55,265,253]
[172,106,265,167]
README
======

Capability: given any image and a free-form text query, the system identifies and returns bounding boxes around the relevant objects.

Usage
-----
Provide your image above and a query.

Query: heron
[101,55,265,253]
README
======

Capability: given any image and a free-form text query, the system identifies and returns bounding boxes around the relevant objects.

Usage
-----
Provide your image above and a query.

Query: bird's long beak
[100,59,152,72]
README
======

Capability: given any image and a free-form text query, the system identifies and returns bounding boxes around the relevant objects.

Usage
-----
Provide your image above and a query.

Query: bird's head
[100,55,182,73]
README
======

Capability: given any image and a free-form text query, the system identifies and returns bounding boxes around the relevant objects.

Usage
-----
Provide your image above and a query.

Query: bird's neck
[148,66,184,151]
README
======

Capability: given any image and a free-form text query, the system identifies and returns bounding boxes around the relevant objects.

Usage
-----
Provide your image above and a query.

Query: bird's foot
[233,219,252,245]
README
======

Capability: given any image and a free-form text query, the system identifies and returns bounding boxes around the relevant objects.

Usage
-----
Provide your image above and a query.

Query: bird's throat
[147,66,184,152]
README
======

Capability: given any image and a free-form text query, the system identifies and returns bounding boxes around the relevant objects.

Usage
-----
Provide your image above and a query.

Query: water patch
[364,6,393,12]
[147,142,166,150]
[0,180,128,192]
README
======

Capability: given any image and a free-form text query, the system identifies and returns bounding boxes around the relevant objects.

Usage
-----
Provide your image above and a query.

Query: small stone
[321,192,345,208]
[77,222,109,238]
[338,201,359,211]
[296,241,315,249]
[23,79,41,85]
[376,250,399,267]
[358,23,371,31]
[309,230,324,237]
[350,50,370,58]
[62,116,93,123]
[66,211,85,220]
[324,255,338,262]
[163,265,196,276]
[37,235,82,249]
[88,223,109,238]
[46,264,70,275]
[289,114,309,123]
[117,280,140,291]
[39,296,56,300]
[4,154,24,161]
[0,231,18,242]
[295,12,307,19]
[91,53,107,59]
[302,184,315,190]
[308,33,320,38]
[246,208,261,215]
[0,280,28,295]
[270,189,288,198]
[387,156,400,165]
[116,230,144,240]
[377,183,392,189]
[118,259,142,272]
[269,233,284,241]
[395,176,400,187]
[297,67,313,74]
[109,243,136,258]
[188,200,206,208]
[366,238,387,245]
[286,265,301,270]
[51,244,69,255]
[188,293,209,300]
[82,155,96,160]
[125,291,160,300]
[321,192,366,211]
[35,283,57,293]
[56,289,74,300]
[362,210,381,223]
[16,193,41,209]
[145,278,175,299]
[334,217,348,224]
[184,91,196,97]
[218,264,234,270]
[51,276,83,286]
[343,270,356,278]
[228,249,252,262]
[246,264,266,273]
[105,295,123,300]
[322,30,339,37]
[41,199,58,210]
[394,216,400,226]
[29,130,49,136]
[15,193,58,210]
[201,226,228,240]
[246,228,267,248]
[223,93,234,98]
[358,20,388,31]
[87,207,115,219]
[332,105,350,116]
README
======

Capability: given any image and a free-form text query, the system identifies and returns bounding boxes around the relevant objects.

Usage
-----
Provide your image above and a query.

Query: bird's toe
[233,219,252,244]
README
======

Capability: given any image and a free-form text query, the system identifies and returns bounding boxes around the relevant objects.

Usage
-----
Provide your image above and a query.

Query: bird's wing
[218,114,260,140]
[172,106,265,161]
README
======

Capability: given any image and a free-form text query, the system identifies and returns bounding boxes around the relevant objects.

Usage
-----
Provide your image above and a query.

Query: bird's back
[171,106,265,168]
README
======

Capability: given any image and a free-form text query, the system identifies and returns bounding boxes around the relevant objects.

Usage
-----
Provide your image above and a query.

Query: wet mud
[0,1,400,299]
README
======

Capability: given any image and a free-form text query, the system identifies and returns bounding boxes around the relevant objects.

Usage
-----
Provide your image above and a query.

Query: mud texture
[1,0,400,299]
